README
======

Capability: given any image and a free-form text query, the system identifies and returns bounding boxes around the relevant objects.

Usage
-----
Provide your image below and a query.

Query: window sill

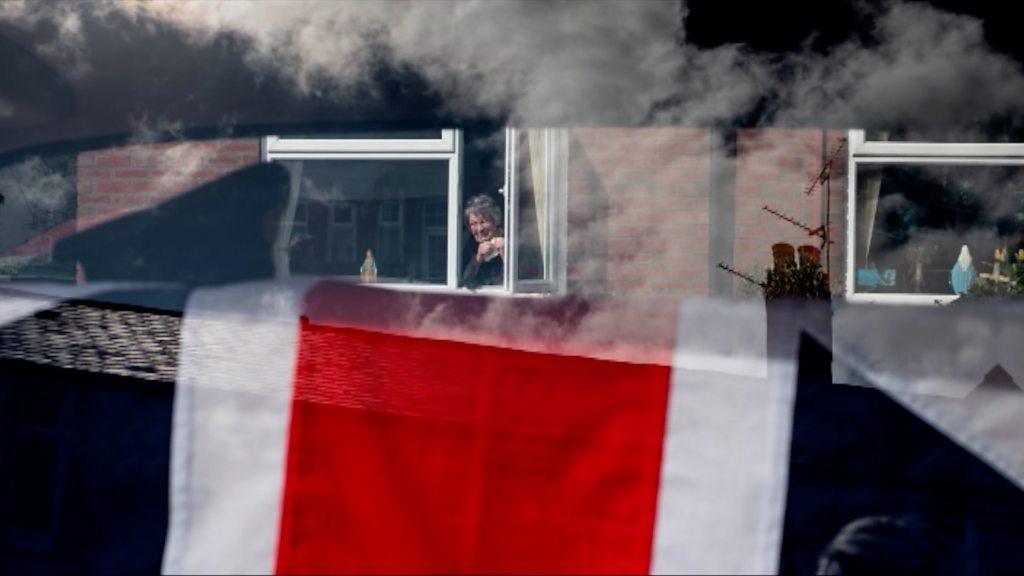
[844,292,957,305]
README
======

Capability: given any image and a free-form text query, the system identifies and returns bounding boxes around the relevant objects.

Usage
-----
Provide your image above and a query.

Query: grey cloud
[0,156,75,252]
[4,1,1024,133]
[0,0,91,79]
[773,3,1024,134]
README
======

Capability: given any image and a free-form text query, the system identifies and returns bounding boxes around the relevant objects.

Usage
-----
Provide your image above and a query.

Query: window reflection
[281,160,448,284]
[0,155,77,282]
[855,164,1024,294]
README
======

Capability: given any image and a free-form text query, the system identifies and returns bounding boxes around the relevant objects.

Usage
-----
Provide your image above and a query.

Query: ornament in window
[360,249,378,283]
[950,245,976,295]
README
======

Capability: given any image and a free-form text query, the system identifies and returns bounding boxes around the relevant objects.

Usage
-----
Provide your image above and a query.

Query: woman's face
[468,211,497,244]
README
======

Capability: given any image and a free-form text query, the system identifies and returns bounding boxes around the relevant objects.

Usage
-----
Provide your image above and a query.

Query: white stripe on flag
[830,302,1024,492]
[162,279,316,575]
[652,299,796,575]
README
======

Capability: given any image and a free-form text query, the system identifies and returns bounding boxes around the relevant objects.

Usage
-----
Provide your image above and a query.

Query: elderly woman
[461,194,505,288]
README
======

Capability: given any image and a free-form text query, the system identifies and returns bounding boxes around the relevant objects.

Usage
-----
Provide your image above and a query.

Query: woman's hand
[476,237,505,262]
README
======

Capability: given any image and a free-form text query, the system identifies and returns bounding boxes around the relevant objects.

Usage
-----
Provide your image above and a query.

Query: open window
[264,128,567,294]
[846,130,1024,304]
[505,127,568,294]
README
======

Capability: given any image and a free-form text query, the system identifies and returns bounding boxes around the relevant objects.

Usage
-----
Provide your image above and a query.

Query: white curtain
[274,161,303,278]
[527,130,549,275]
[856,132,888,265]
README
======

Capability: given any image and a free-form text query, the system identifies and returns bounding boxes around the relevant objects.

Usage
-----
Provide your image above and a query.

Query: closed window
[846,130,1024,303]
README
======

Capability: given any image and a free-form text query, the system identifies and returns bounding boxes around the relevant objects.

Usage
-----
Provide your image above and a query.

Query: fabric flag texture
[4,280,1024,573]
[161,280,799,575]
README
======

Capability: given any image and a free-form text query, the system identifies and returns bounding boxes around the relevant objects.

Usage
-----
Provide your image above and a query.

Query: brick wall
[567,128,712,296]
[565,127,847,297]
[732,129,847,293]
[76,138,260,231]
[70,131,848,297]
[825,128,849,292]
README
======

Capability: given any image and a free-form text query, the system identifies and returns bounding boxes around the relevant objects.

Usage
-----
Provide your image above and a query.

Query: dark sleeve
[462,257,483,288]
[461,254,503,288]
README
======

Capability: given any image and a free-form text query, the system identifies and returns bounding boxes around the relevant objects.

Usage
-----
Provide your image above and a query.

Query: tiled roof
[0,300,181,382]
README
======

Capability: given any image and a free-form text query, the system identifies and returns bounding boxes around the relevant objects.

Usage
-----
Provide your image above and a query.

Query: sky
[2,0,1024,140]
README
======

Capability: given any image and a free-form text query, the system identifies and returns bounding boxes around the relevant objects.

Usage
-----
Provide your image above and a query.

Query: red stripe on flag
[275,319,671,574]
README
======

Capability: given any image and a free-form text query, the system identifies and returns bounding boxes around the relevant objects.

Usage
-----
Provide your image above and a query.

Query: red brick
[97,180,130,193]
[113,168,151,179]
[78,166,114,180]
[641,127,710,141]
[598,182,655,197]
[130,180,167,194]
[130,153,175,167]
[606,237,671,255]
[96,155,131,167]
[571,128,639,142]
[607,223,650,237]
[653,140,711,157]
[208,154,249,166]
[610,253,710,268]
[608,209,710,227]
[604,196,709,212]
[574,138,627,159]
[219,139,259,153]
[194,167,232,179]
[651,165,710,184]
[78,195,112,206]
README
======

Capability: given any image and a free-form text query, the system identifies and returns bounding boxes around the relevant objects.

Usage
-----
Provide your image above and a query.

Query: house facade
[4,127,1023,303]
[35,127,846,298]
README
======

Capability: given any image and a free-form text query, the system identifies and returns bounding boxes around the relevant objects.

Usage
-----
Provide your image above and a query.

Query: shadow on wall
[54,163,290,285]
[565,133,609,294]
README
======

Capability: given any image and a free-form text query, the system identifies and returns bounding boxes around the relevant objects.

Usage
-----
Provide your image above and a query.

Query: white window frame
[264,128,567,295]
[265,129,463,289]
[845,129,1024,305]
[264,131,456,156]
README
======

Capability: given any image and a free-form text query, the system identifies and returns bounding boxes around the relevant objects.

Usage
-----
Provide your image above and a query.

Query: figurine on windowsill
[360,249,378,283]
[950,244,976,295]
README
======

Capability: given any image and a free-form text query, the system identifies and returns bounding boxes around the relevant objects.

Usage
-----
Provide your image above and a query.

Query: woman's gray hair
[464,194,503,230]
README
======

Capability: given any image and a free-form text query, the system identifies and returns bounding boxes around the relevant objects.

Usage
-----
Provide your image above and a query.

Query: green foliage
[955,252,1024,302]
[763,258,830,300]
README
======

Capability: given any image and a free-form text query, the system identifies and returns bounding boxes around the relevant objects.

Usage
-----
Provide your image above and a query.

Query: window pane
[0,154,78,283]
[516,130,547,282]
[331,204,353,224]
[855,164,1024,295]
[282,160,448,284]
